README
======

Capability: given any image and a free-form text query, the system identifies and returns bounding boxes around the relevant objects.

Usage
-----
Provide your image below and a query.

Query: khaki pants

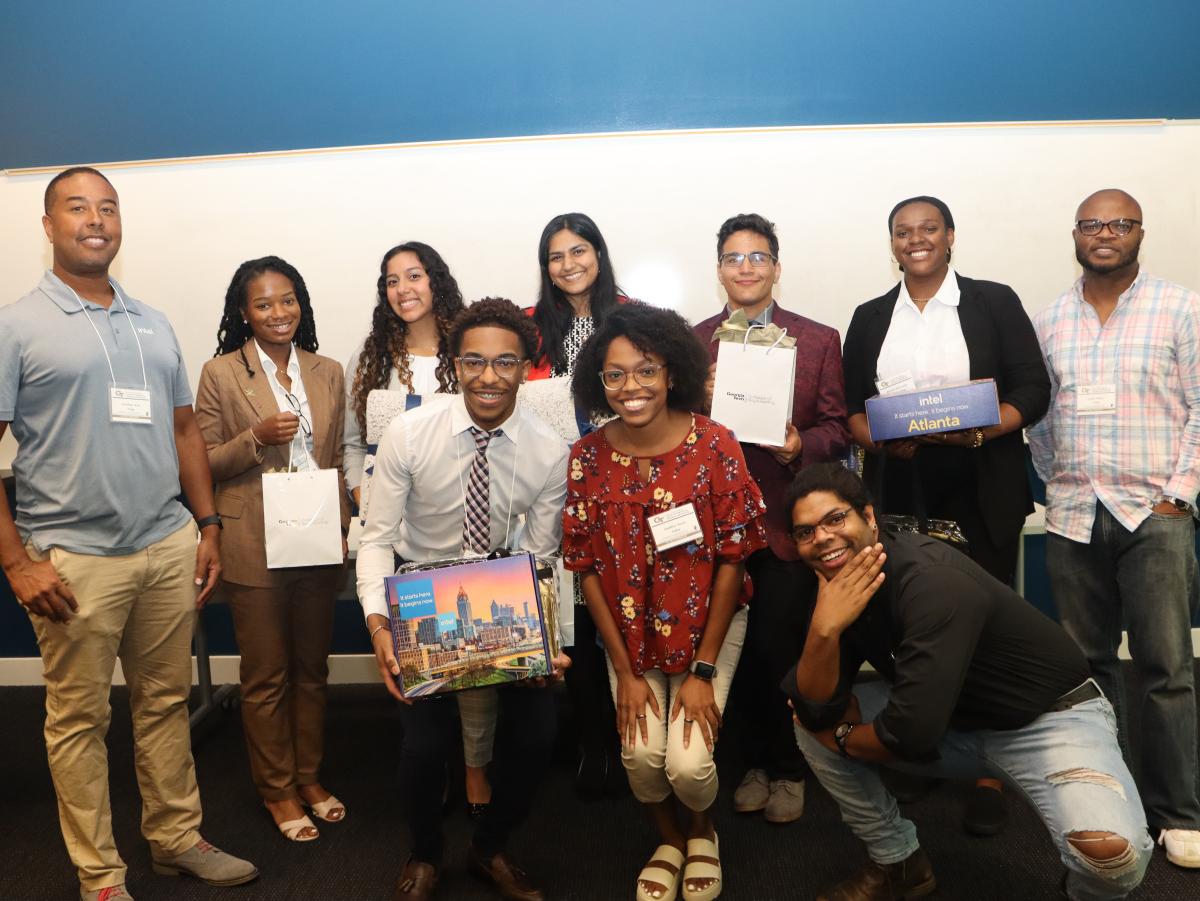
[26,521,202,892]
[606,607,748,811]
[223,566,343,799]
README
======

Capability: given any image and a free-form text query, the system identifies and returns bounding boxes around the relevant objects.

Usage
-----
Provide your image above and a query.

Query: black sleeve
[988,285,1051,427]
[841,304,873,417]
[781,637,866,733]
[873,567,987,760]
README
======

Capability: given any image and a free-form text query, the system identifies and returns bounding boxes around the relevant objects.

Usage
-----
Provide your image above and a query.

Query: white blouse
[254,339,316,472]
[876,269,971,392]
[343,343,443,489]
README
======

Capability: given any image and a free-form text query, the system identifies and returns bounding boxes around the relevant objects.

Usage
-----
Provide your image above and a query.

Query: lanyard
[69,282,148,389]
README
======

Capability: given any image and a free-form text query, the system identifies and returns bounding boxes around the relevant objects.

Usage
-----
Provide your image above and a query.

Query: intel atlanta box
[865,379,1000,442]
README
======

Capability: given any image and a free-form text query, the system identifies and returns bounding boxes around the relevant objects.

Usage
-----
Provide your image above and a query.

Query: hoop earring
[946,249,952,264]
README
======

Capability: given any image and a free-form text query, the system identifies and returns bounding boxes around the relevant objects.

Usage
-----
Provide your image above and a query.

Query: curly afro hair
[571,304,710,419]
[447,297,541,361]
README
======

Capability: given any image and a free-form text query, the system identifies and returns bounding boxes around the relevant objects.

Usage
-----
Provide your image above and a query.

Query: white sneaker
[1158,828,1200,868]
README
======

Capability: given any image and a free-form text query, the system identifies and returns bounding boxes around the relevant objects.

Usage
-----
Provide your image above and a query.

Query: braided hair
[350,242,464,435]
[214,256,319,376]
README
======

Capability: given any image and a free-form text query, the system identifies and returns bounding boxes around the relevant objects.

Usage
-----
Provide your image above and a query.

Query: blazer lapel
[298,350,329,467]
[234,341,288,471]
[865,288,898,381]
[954,275,988,380]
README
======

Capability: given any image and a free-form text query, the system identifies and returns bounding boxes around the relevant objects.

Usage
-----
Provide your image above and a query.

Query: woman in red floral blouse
[564,304,767,901]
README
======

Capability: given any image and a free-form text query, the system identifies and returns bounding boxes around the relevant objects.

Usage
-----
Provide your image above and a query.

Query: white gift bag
[555,558,577,648]
[262,439,343,569]
[709,329,797,447]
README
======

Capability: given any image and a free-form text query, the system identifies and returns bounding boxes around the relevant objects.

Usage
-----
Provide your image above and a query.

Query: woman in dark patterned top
[564,305,766,901]
[525,211,632,800]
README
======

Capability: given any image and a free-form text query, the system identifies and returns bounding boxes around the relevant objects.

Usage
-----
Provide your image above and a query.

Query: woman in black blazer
[842,196,1050,836]
[843,196,1049,584]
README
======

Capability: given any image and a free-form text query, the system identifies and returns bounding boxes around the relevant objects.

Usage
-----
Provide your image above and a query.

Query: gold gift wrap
[710,308,797,348]
[535,556,562,659]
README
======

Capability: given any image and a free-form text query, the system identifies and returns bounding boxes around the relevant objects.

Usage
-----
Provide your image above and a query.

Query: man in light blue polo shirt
[0,167,257,901]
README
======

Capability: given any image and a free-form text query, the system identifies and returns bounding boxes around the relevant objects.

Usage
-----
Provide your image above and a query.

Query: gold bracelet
[972,428,985,448]
[368,622,390,641]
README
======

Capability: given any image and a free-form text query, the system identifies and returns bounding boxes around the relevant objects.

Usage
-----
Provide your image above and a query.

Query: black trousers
[563,602,618,754]
[731,548,816,781]
[397,686,557,864]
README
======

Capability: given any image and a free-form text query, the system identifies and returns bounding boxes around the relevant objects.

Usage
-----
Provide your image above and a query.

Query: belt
[1047,678,1103,713]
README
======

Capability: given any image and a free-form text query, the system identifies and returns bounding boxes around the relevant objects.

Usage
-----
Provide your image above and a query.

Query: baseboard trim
[2,631,1199,687]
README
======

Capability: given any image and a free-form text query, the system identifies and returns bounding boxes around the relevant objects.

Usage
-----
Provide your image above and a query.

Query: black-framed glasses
[456,354,524,379]
[1076,218,1141,237]
[719,251,777,268]
[599,363,667,392]
[283,391,313,437]
[792,507,853,545]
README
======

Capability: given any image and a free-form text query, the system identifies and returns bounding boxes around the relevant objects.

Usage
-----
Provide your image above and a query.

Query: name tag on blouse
[110,387,153,424]
[648,502,704,552]
[1076,384,1116,416]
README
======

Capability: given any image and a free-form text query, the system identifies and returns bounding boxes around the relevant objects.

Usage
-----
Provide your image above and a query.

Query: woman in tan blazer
[195,256,351,842]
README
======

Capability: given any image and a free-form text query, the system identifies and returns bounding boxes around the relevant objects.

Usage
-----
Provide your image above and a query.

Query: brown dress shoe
[817,847,936,901]
[468,847,545,901]
[393,856,438,900]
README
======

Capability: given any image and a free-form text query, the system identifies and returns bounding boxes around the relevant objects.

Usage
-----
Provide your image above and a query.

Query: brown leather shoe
[392,856,438,900]
[817,847,936,901]
[468,847,545,901]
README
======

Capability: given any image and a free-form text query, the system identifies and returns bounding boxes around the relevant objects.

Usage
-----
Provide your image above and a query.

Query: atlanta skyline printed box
[384,552,551,698]
[865,378,1001,442]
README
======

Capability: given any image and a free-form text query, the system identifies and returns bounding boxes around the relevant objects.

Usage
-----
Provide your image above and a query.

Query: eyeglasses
[598,363,666,391]
[1076,218,1141,237]
[792,507,853,545]
[456,354,524,379]
[719,251,777,269]
[283,391,313,437]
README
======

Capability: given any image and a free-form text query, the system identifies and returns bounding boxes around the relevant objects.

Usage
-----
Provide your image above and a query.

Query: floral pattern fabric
[563,414,767,675]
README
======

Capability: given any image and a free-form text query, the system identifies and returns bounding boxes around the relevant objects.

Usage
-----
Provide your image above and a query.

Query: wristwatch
[195,514,223,531]
[1164,496,1195,515]
[833,721,857,758]
[689,660,718,682]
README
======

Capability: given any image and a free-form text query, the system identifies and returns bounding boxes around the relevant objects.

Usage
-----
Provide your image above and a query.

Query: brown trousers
[223,565,345,800]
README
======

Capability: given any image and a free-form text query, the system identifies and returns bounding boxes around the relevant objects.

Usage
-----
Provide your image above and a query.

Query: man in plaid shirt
[1028,188,1200,870]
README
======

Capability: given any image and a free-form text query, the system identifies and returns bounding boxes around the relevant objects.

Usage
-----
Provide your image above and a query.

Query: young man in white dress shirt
[356,298,570,901]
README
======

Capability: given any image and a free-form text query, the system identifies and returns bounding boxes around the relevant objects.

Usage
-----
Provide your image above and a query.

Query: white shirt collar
[448,393,523,442]
[253,338,298,377]
[897,268,960,313]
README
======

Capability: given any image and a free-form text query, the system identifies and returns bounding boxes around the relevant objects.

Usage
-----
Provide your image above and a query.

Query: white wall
[2,119,1199,470]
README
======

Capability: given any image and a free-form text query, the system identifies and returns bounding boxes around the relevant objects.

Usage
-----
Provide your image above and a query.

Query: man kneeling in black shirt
[783,463,1150,901]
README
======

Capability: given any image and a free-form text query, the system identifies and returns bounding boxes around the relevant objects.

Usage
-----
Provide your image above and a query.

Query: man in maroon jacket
[696,212,849,823]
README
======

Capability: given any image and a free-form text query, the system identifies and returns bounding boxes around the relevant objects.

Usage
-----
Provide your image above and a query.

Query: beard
[1076,235,1141,275]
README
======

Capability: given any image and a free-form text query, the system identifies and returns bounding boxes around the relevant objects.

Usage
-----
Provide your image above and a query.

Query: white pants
[605,607,748,811]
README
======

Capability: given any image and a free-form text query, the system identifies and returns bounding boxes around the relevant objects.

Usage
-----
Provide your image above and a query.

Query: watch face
[835,723,852,740]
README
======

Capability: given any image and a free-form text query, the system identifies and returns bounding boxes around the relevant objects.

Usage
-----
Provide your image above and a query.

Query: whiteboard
[2,120,1199,467]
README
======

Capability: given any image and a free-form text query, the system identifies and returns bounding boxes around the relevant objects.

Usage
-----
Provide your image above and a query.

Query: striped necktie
[463,427,498,553]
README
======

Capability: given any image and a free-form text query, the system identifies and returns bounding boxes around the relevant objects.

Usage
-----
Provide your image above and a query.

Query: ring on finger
[684,718,694,724]
[635,714,647,719]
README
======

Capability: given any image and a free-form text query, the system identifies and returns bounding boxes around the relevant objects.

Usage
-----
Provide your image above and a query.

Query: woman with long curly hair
[195,255,351,842]
[343,241,464,506]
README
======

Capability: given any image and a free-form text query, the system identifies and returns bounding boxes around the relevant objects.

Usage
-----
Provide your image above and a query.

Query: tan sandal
[275,814,319,842]
[304,794,347,823]
[636,843,684,901]
[682,834,721,901]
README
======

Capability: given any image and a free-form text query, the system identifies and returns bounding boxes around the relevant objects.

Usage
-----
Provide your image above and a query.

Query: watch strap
[196,514,223,531]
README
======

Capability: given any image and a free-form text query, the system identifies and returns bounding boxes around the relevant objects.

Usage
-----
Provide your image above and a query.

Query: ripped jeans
[795,680,1152,901]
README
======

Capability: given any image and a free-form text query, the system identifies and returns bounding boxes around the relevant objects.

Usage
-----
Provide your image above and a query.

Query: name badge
[647,502,704,552]
[876,370,914,397]
[1076,384,1116,416]
[110,387,153,424]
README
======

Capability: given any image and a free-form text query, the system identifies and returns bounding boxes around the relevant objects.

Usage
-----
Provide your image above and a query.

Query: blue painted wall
[3,1,1199,169]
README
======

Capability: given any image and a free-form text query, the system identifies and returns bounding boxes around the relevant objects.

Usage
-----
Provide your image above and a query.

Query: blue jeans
[1047,504,1200,831]
[795,680,1151,901]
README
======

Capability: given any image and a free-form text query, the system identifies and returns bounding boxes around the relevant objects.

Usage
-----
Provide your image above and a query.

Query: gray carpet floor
[1,666,1197,900]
